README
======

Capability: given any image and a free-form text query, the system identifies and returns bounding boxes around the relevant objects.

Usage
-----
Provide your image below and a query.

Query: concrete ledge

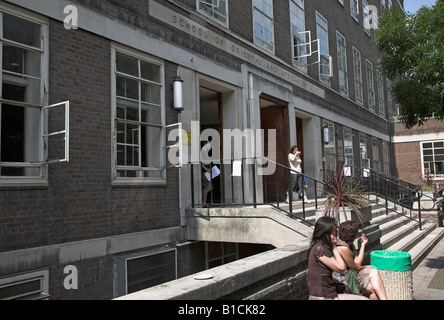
[115,241,311,300]
[0,227,185,276]
[186,207,313,248]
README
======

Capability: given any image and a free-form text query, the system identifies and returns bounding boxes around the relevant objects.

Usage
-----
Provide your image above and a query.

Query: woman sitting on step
[337,221,388,300]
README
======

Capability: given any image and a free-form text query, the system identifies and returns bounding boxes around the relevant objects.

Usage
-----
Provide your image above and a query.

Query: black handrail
[188,158,433,231]
[188,156,326,224]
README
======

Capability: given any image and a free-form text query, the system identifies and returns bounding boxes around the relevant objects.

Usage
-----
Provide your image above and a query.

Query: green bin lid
[370,250,412,271]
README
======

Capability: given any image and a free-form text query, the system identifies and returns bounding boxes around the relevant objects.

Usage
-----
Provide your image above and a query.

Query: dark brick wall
[0,19,181,252]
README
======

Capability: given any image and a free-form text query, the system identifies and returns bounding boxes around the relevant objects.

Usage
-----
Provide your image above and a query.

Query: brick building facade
[0,0,405,299]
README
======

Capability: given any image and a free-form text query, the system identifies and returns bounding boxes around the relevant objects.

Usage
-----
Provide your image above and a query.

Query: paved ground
[413,237,444,300]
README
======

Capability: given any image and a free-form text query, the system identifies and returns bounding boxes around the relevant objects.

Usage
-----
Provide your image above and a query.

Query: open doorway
[260,95,289,202]
[200,86,223,204]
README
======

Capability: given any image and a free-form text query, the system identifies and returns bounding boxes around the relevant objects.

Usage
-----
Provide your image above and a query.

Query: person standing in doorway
[286,145,312,204]
[201,141,212,207]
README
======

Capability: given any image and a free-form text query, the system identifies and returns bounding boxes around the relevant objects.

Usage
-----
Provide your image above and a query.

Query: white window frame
[372,138,380,172]
[421,141,444,180]
[253,0,275,52]
[323,120,336,171]
[112,45,179,186]
[350,0,360,21]
[0,269,49,300]
[0,5,68,187]
[377,70,385,118]
[366,59,376,112]
[344,127,354,176]
[290,0,307,71]
[353,47,363,105]
[197,0,228,26]
[115,248,177,297]
[316,12,332,84]
[360,133,369,171]
[336,31,348,96]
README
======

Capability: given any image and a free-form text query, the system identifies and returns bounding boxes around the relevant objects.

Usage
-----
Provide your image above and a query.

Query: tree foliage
[375,0,444,128]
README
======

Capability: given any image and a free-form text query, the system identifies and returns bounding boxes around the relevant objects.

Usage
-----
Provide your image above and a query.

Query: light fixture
[173,75,184,111]
[323,125,329,145]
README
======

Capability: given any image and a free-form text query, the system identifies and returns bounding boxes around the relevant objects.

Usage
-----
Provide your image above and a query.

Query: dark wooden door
[260,106,289,202]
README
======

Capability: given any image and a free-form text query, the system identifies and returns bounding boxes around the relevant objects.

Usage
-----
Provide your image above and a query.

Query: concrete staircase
[281,196,444,271]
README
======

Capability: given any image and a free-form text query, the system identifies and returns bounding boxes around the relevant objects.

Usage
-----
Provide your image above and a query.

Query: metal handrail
[187,158,432,230]
[188,156,326,224]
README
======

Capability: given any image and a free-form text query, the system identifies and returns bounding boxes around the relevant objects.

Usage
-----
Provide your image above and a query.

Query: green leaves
[375,1,444,128]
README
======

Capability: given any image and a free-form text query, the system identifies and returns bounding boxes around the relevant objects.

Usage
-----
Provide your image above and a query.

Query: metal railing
[188,158,435,230]
[188,157,325,225]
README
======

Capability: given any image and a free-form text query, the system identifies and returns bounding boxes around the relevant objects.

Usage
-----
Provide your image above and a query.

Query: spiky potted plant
[322,165,369,226]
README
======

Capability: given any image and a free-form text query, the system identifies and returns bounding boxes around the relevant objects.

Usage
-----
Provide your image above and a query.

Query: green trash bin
[371,250,413,300]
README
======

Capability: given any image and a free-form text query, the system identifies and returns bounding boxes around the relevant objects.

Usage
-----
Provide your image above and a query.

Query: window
[360,134,369,171]
[422,141,444,179]
[353,47,363,104]
[382,140,389,175]
[380,0,386,13]
[323,120,336,171]
[197,0,228,25]
[115,249,177,297]
[388,0,392,9]
[0,7,68,186]
[290,0,307,70]
[316,13,331,84]
[336,32,348,96]
[112,48,166,183]
[377,71,385,118]
[366,60,376,112]
[253,0,274,51]
[372,138,380,172]
[337,0,344,5]
[344,127,354,175]
[350,0,359,21]
[0,270,49,300]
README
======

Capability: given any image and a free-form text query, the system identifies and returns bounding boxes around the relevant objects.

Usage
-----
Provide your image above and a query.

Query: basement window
[0,270,49,300]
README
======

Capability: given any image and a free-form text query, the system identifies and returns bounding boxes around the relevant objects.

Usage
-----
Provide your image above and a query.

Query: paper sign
[232,161,242,177]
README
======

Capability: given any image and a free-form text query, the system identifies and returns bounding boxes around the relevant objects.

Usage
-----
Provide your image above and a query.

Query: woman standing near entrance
[286,145,312,204]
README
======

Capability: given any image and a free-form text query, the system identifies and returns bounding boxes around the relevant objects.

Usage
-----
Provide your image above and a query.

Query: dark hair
[290,145,298,153]
[310,216,337,250]
[338,221,359,242]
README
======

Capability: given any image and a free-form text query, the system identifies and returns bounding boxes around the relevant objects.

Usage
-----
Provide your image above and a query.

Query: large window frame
[422,141,444,180]
[316,12,331,85]
[336,31,348,96]
[253,0,275,52]
[366,59,376,112]
[344,127,354,175]
[0,5,68,187]
[111,45,167,185]
[290,0,307,71]
[353,47,363,105]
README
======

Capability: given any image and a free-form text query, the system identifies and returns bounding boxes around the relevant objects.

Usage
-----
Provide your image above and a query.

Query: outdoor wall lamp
[323,125,330,145]
[173,75,184,111]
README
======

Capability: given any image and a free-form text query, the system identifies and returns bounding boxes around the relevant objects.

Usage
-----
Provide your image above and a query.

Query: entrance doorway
[260,95,289,202]
[200,86,223,204]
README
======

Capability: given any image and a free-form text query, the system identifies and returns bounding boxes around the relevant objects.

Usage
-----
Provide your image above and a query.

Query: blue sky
[403,0,437,13]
